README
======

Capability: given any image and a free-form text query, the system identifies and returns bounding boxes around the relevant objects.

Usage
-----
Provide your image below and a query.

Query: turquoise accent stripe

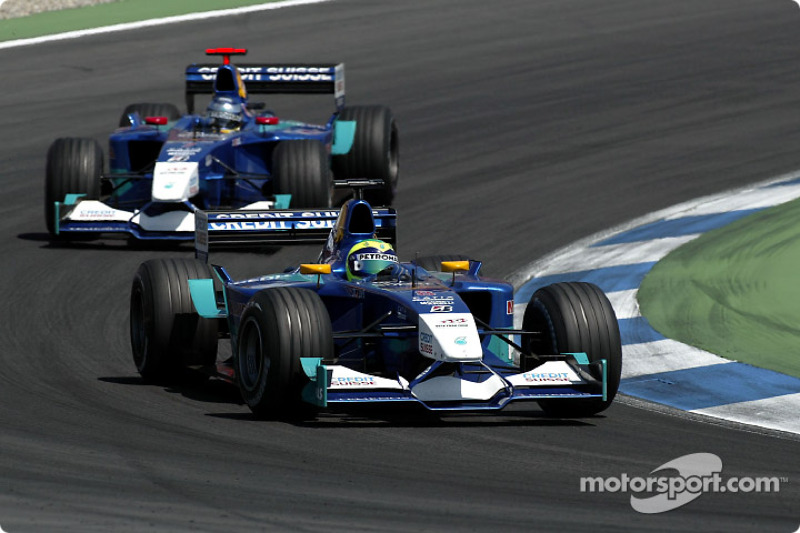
[273,194,291,209]
[301,357,322,378]
[602,359,608,401]
[331,120,356,155]
[300,358,327,407]
[63,193,86,205]
[486,334,512,364]
[565,352,590,365]
[187,279,226,318]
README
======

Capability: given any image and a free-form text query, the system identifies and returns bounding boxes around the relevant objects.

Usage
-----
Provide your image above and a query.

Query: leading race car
[129,181,622,420]
[45,48,399,241]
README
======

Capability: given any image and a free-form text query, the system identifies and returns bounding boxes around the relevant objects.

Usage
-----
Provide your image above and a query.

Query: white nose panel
[152,162,200,201]
[418,313,483,362]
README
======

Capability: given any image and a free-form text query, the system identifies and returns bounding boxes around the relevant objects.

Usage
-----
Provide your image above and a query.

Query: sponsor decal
[507,300,514,315]
[75,208,118,219]
[166,145,201,157]
[414,290,436,296]
[331,376,375,387]
[296,220,334,229]
[431,305,453,313]
[434,317,468,327]
[176,131,225,141]
[269,74,334,82]
[419,331,435,356]
[232,137,242,147]
[352,252,398,262]
[265,66,335,74]
[454,336,468,346]
[157,164,193,175]
[197,66,335,75]
[212,211,337,220]
[523,372,571,382]
[412,296,455,305]
[209,221,291,231]
[208,211,339,231]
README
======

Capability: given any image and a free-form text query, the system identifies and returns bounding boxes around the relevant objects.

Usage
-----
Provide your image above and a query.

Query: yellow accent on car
[441,261,470,273]
[300,264,332,275]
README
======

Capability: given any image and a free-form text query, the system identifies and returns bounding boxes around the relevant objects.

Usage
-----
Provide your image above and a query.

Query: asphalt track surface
[1,1,799,531]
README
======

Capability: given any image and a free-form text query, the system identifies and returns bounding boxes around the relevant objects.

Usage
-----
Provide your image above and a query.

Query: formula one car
[129,181,622,419]
[45,48,399,241]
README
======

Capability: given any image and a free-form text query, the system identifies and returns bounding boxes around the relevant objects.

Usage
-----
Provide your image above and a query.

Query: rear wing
[185,63,345,113]
[194,206,397,262]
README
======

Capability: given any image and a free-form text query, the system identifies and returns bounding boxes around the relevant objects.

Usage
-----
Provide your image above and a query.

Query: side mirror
[300,264,332,275]
[441,261,469,273]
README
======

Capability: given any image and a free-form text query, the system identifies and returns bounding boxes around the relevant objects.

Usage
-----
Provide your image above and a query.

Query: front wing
[53,197,197,240]
[300,354,607,412]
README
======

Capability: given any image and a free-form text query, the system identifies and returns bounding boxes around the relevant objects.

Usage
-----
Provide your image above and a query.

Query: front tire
[130,259,218,383]
[272,140,332,208]
[522,282,622,417]
[235,287,333,419]
[44,138,103,236]
[332,105,399,205]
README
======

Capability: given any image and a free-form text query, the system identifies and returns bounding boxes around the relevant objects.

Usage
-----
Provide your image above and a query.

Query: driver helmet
[206,96,244,131]
[346,239,398,281]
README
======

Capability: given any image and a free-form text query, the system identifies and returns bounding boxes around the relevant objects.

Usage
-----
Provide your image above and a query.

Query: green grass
[638,196,800,379]
[0,0,284,42]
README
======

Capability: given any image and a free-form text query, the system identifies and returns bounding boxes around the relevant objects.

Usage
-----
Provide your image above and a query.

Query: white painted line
[622,340,729,377]
[0,0,334,50]
[694,393,800,435]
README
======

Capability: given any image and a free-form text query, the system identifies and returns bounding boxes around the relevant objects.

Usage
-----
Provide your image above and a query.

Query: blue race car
[45,48,399,241]
[129,181,623,420]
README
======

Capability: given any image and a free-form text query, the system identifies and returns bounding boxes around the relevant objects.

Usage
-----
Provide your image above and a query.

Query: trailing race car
[129,181,622,420]
[45,48,399,240]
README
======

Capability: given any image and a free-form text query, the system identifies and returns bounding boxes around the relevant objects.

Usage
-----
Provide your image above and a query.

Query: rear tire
[522,282,622,417]
[119,102,181,127]
[130,259,218,384]
[332,105,399,205]
[235,287,333,419]
[272,140,332,208]
[44,138,103,236]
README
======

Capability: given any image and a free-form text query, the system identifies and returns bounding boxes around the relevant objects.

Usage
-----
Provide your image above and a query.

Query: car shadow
[205,398,599,428]
[99,375,245,406]
[101,375,601,427]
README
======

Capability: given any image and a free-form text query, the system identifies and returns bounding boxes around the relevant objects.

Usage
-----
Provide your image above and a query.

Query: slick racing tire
[415,254,471,273]
[235,287,333,420]
[522,282,622,417]
[332,105,399,206]
[44,137,103,236]
[272,140,333,208]
[130,259,218,384]
[118,102,181,127]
